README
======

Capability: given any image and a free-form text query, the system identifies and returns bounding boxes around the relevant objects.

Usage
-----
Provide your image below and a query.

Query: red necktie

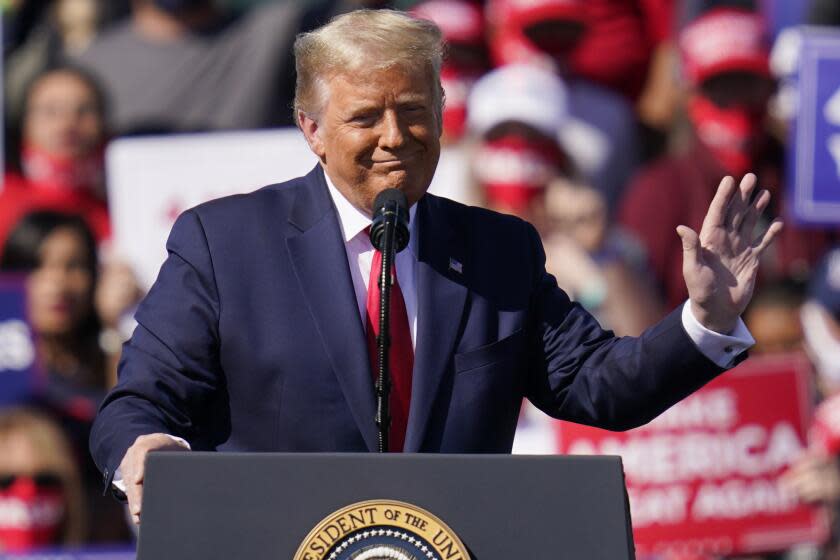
[366,246,413,452]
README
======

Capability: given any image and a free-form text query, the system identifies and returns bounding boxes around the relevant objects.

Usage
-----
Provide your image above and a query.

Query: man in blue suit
[90,9,782,525]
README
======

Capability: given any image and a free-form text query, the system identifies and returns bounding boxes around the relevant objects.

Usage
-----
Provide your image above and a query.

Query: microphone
[368,188,410,453]
[369,189,410,253]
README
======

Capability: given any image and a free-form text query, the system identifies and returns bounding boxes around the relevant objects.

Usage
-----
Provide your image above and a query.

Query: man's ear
[297,110,326,161]
[436,84,446,138]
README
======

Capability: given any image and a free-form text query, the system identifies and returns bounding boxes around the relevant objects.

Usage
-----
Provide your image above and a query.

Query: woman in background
[1,211,107,402]
[0,65,111,258]
[0,406,86,552]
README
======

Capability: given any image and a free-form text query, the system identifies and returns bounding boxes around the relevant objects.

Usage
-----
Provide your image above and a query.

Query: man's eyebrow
[396,94,428,105]
[342,102,380,115]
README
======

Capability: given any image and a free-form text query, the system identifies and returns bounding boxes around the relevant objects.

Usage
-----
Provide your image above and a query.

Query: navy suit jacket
[90,166,725,486]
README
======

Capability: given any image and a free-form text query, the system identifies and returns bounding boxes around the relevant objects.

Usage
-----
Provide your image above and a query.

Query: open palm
[677,174,784,334]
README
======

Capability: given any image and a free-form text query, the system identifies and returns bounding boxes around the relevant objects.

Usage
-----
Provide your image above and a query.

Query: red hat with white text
[680,8,770,86]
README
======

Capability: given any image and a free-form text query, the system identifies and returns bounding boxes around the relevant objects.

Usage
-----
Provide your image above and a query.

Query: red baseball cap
[680,8,770,86]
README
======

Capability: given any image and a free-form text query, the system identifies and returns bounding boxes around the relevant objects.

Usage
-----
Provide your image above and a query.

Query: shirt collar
[324,168,418,247]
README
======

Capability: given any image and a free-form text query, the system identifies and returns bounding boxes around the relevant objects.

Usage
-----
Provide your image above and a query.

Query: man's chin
[374,181,427,206]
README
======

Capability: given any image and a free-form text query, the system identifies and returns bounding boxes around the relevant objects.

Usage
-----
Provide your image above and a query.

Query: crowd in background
[0,0,839,557]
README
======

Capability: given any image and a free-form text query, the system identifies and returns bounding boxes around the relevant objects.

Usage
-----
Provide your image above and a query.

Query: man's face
[24,71,103,159]
[299,65,442,215]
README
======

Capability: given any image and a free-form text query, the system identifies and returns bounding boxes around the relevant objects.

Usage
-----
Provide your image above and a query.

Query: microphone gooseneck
[368,189,410,453]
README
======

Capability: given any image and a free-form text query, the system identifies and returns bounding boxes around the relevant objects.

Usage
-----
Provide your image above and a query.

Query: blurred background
[0,0,839,558]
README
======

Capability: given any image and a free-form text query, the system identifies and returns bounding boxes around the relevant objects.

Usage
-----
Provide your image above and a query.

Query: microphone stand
[375,205,398,453]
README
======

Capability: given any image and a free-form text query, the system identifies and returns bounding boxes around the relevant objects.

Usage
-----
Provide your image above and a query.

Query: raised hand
[676,173,783,334]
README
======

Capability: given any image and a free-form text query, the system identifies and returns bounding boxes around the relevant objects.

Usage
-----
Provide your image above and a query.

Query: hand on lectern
[120,433,190,525]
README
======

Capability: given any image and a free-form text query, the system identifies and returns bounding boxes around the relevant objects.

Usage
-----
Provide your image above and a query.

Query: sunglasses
[0,473,63,490]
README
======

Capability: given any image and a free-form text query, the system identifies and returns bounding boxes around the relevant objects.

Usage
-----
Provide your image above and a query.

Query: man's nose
[378,110,407,150]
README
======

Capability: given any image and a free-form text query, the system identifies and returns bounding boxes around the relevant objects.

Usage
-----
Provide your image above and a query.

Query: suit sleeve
[522,222,730,431]
[89,209,223,488]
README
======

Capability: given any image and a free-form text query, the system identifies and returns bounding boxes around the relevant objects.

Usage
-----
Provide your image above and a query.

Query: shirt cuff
[680,301,755,368]
[112,435,191,492]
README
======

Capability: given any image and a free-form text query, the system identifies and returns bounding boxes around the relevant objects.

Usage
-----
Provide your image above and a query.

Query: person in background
[484,0,640,212]
[781,248,840,559]
[0,65,111,257]
[800,248,840,403]
[70,0,315,134]
[742,280,805,355]
[570,0,674,104]
[466,62,661,336]
[619,7,834,310]
[410,0,488,146]
[466,63,568,233]
[1,210,141,405]
[0,406,86,553]
[3,0,121,127]
[0,211,137,544]
[543,177,663,336]
[1,212,108,410]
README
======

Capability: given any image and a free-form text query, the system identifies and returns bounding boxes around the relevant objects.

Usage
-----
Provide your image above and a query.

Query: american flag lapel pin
[449,257,463,274]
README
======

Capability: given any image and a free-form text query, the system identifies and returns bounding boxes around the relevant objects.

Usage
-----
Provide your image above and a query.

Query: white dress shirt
[113,174,755,490]
[325,175,419,349]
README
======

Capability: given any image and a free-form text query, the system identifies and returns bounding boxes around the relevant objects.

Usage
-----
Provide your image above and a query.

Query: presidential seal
[293,500,470,560]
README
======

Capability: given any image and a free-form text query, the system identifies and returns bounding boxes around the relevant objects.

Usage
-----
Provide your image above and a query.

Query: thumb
[676,225,700,269]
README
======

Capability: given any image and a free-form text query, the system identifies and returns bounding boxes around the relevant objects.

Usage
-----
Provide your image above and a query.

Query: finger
[727,173,758,231]
[128,484,143,524]
[676,225,701,270]
[739,189,771,238]
[124,449,149,520]
[753,218,784,254]
[126,469,145,521]
[702,175,737,230]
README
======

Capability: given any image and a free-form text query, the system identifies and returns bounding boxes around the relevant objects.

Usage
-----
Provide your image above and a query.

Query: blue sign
[0,275,38,406]
[791,28,840,225]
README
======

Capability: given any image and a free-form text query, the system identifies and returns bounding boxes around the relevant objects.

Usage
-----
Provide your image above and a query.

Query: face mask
[687,95,766,177]
[21,144,105,199]
[0,474,65,552]
[474,134,563,212]
[440,65,483,142]
[801,303,840,393]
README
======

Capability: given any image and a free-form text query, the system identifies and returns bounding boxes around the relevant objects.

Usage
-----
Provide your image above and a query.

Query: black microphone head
[370,188,410,253]
[372,188,408,215]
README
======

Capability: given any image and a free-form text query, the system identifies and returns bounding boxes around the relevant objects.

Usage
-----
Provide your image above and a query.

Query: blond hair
[293,9,445,121]
[0,407,87,545]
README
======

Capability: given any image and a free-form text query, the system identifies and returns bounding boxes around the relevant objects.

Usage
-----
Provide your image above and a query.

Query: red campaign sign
[555,353,828,559]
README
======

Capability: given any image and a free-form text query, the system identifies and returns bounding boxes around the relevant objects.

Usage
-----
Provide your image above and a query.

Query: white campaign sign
[106,129,470,290]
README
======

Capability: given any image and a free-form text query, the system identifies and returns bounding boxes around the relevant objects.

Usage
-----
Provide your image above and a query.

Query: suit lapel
[404,195,469,452]
[285,166,378,452]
